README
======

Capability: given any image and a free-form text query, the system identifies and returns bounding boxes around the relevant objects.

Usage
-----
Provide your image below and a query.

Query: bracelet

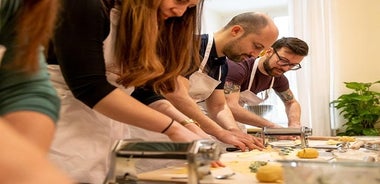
[179,119,200,127]
[161,119,174,133]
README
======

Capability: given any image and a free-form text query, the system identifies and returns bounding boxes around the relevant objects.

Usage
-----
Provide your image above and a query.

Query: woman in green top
[0,0,60,152]
[0,0,74,183]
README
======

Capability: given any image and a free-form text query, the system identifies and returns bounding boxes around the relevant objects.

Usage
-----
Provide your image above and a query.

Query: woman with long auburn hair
[47,0,207,183]
[115,0,201,94]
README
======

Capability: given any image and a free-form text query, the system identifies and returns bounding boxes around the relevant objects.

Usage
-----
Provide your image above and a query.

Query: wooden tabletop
[137,138,380,183]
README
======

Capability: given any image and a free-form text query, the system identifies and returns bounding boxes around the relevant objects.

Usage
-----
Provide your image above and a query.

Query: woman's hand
[164,122,203,142]
[210,160,225,168]
[229,128,264,150]
[183,123,211,139]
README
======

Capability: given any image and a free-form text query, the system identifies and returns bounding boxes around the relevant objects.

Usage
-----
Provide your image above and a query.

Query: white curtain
[288,0,333,135]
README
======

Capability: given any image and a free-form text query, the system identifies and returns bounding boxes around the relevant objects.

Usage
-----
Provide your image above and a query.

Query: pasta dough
[256,164,283,182]
[297,148,319,159]
[338,136,356,142]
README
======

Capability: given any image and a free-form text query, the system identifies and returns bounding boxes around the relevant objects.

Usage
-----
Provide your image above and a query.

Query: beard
[222,38,251,62]
[263,56,284,77]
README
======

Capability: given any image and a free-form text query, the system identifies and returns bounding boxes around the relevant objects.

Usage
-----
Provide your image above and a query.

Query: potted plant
[330,80,380,136]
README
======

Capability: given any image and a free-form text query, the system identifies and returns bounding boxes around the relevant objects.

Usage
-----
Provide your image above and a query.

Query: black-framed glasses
[273,49,301,70]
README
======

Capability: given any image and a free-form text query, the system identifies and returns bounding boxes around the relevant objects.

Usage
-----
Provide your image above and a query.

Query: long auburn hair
[7,0,59,73]
[114,0,203,94]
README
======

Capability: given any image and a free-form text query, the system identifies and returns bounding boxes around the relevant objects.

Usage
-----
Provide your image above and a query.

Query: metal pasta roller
[261,126,312,148]
[104,139,220,184]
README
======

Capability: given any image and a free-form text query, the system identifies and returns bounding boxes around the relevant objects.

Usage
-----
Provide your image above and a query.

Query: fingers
[233,141,247,152]
[252,136,264,148]
[245,137,262,151]
[238,134,263,151]
[219,130,264,152]
[210,160,226,168]
[247,141,263,151]
[242,133,265,150]
[237,137,256,151]
[291,136,299,140]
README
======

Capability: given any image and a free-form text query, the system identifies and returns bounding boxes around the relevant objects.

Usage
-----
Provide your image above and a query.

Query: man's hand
[231,129,264,150]
[210,160,226,168]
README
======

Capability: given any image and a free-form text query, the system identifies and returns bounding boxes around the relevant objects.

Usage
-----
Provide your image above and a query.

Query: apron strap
[199,33,213,72]
[247,57,260,90]
[199,33,221,81]
[247,57,275,101]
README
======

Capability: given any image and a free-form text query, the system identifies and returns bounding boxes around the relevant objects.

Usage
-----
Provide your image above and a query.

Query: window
[261,16,293,127]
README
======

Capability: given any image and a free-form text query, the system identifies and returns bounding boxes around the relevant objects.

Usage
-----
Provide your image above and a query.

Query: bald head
[223,12,277,36]
[214,12,278,60]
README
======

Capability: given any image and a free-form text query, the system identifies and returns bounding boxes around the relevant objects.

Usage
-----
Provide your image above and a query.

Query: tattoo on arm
[224,81,241,94]
[277,89,294,103]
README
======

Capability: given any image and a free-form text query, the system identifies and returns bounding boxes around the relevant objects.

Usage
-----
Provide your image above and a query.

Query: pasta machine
[261,126,313,148]
[104,139,220,184]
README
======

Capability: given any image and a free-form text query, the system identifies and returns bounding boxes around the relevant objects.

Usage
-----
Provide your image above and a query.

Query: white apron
[239,57,274,106]
[103,8,134,94]
[188,33,221,103]
[48,8,131,184]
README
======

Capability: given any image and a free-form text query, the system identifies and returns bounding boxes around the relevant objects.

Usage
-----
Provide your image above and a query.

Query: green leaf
[331,81,380,136]
[363,128,380,136]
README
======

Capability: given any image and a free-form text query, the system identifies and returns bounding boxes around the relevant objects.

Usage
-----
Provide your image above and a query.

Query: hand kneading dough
[256,164,283,182]
[297,148,319,158]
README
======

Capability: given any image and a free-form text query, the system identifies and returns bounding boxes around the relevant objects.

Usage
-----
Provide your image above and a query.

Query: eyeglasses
[273,49,301,70]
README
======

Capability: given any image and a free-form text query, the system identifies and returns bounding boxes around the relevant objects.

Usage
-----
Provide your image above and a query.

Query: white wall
[330,0,380,128]
[201,0,288,33]
[330,0,380,93]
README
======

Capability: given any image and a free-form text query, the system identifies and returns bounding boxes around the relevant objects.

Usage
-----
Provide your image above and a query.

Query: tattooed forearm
[224,81,241,94]
[277,89,294,103]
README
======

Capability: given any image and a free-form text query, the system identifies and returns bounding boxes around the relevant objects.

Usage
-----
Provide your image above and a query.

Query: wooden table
[137,138,380,183]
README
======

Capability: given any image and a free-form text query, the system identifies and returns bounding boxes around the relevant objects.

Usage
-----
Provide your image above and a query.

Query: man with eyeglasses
[224,37,309,129]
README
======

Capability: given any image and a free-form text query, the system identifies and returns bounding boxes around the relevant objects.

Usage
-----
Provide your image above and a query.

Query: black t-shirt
[131,87,165,105]
[199,34,228,90]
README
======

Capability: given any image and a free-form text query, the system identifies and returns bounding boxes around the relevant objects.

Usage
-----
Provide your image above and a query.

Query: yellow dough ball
[297,148,319,159]
[256,164,283,183]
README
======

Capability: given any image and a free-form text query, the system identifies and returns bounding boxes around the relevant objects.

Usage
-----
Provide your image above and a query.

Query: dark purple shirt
[226,58,289,94]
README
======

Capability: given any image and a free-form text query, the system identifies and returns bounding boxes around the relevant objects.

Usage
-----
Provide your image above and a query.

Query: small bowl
[244,105,273,116]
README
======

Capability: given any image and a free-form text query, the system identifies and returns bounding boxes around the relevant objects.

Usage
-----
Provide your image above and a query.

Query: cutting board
[138,165,257,183]
[137,146,327,183]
